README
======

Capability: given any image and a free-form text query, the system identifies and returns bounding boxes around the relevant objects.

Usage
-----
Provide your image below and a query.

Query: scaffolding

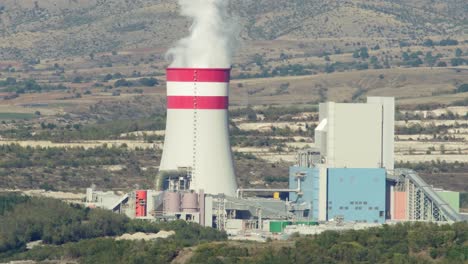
[394,169,461,222]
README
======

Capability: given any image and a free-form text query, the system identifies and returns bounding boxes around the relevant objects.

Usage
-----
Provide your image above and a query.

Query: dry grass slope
[0,0,465,58]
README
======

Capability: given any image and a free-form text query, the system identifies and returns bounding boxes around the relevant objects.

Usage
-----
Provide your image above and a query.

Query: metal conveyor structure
[394,169,462,222]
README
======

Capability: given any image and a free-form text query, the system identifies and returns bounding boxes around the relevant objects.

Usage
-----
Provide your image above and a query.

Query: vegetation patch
[0,113,36,120]
[187,223,468,264]
[0,194,226,263]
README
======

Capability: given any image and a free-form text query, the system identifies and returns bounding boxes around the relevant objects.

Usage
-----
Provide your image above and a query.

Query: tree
[424,52,436,66]
[456,84,468,93]
[138,78,159,87]
[359,47,369,59]
[325,64,335,73]
[423,39,434,47]
[253,54,264,67]
[279,53,288,60]
[5,77,16,85]
[455,48,462,57]
[72,76,84,83]
[439,38,458,46]
[103,74,113,82]
[114,79,132,88]
[451,58,465,66]
[399,41,411,47]
[353,50,360,58]
[402,52,410,61]
[408,58,423,67]
[246,107,257,121]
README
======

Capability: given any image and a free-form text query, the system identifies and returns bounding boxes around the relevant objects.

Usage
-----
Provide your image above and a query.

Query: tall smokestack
[159,68,237,196]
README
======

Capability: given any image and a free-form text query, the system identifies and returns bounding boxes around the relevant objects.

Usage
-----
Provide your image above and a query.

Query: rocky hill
[0,0,466,59]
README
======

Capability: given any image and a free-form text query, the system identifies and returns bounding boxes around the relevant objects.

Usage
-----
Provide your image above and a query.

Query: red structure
[135,190,147,217]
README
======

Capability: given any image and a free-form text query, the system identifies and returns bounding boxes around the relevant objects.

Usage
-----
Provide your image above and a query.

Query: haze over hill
[0,0,466,59]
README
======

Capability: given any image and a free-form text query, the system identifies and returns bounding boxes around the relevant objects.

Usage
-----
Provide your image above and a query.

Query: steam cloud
[166,0,237,68]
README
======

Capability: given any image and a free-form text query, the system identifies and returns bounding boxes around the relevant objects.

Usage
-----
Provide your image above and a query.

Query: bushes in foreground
[189,222,468,264]
[0,194,226,262]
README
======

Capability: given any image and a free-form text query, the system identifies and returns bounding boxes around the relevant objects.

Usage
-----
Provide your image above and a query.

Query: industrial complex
[86,68,465,238]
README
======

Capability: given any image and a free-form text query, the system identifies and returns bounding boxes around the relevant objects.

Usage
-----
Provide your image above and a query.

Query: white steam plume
[166,0,238,68]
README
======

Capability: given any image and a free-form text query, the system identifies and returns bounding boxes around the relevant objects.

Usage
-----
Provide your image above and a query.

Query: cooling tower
[159,68,238,196]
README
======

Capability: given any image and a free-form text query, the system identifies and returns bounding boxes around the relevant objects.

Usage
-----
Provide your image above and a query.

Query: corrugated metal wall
[289,166,319,221]
[436,191,460,213]
[393,191,407,220]
[327,168,386,223]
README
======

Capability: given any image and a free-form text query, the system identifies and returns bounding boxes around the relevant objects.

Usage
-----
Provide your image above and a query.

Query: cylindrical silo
[181,192,199,213]
[159,68,238,196]
[163,192,181,213]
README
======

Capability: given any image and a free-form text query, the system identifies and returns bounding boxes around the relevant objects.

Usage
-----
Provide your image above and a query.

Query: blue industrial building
[289,166,320,221]
[289,167,387,223]
[327,168,386,223]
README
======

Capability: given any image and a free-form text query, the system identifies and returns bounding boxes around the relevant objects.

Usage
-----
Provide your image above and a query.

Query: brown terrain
[0,0,466,200]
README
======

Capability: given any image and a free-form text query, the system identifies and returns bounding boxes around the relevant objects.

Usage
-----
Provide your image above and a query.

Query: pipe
[236,176,302,198]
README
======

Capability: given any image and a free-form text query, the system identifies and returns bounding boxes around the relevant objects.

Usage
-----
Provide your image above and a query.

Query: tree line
[0,79,67,94]
[0,144,136,169]
[1,117,166,142]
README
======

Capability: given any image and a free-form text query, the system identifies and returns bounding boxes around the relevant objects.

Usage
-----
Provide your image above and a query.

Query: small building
[435,190,460,213]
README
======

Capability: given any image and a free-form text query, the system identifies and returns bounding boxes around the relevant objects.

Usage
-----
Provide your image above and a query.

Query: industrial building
[86,69,465,237]
[315,97,394,169]
[327,168,386,224]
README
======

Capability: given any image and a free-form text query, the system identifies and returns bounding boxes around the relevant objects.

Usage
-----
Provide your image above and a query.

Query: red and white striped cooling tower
[159,68,237,196]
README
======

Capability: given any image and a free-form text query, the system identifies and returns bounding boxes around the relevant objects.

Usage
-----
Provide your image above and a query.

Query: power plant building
[290,97,394,224]
[327,168,386,224]
[315,97,395,169]
[85,94,464,238]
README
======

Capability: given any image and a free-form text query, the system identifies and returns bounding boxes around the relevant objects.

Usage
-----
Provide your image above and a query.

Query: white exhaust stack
[159,68,237,196]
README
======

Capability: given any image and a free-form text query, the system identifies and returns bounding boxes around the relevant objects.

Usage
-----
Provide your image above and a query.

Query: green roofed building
[436,190,460,213]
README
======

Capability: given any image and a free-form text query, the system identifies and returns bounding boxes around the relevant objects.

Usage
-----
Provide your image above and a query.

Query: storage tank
[159,68,238,196]
[181,192,199,213]
[135,190,147,217]
[164,192,181,213]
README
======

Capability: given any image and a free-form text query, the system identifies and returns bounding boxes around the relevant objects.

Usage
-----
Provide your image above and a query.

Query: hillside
[0,0,466,59]
[0,0,466,198]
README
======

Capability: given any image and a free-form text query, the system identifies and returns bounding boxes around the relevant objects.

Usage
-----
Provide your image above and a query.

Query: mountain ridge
[0,0,466,59]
